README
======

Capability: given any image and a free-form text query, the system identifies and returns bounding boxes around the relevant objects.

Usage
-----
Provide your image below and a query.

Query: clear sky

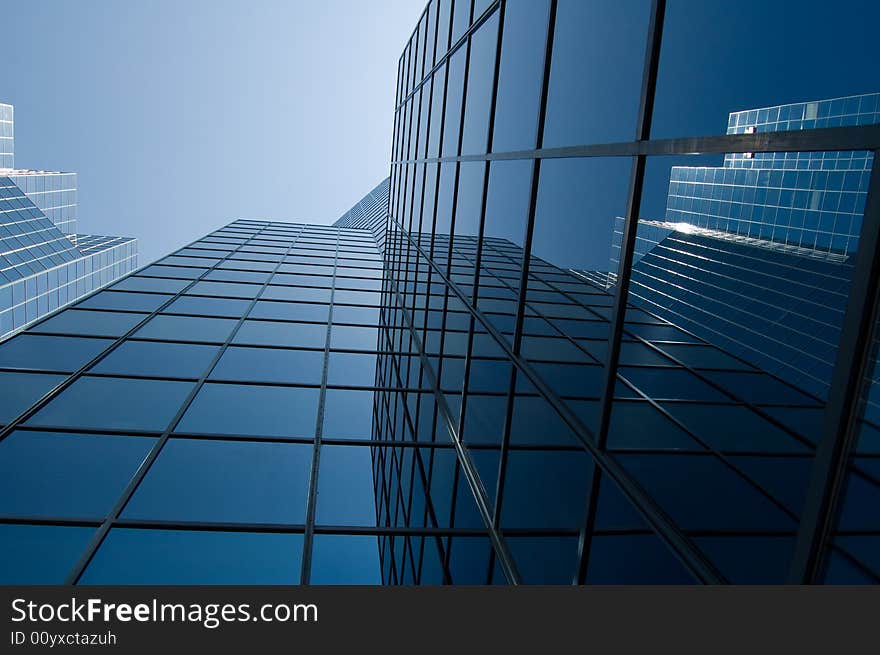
[2,0,423,264]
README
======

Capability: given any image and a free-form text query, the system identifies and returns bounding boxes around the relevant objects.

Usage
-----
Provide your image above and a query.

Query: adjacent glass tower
[0,102,137,340]
[1,0,879,585]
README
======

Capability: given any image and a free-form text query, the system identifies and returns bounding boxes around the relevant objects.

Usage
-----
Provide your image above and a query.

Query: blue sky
[3,0,423,264]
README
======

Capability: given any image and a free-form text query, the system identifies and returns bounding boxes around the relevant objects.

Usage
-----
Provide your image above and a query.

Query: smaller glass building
[0,103,137,340]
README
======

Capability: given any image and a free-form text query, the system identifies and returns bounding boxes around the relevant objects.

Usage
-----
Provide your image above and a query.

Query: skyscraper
[1,0,879,586]
[0,102,137,340]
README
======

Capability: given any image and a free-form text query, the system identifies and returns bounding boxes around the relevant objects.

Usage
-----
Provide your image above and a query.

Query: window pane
[31,309,148,337]
[653,0,880,138]
[0,334,112,372]
[0,371,66,424]
[0,431,155,518]
[441,47,467,156]
[331,304,379,326]
[77,291,172,313]
[310,535,381,584]
[586,534,695,584]
[26,377,194,432]
[262,285,331,303]
[135,315,237,343]
[111,276,190,294]
[542,0,649,147]
[177,383,319,438]
[248,300,330,323]
[211,346,324,385]
[187,280,262,299]
[316,446,377,526]
[460,11,498,155]
[331,325,378,350]
[164,295,252,318]
[123,439,311,523]
[92,341,219,378]
[323,389,374,438]
[491,0,550,151]
[327,352,377,387]
[233,320,327,349]
[0,524,94,584]
[80,529,303,584]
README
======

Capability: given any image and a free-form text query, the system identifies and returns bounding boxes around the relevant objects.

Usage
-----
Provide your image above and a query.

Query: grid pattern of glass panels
[8,171,78,235]
[1,0,878,585]
[0,176,82,282]
[0,219,395,584]
[384,0,880,584]
[0,174,137,339]
[334,178,391,250]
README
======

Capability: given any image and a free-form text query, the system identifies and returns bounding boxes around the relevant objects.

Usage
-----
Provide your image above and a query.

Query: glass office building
[0,103,137,340]
[1,0,879,585]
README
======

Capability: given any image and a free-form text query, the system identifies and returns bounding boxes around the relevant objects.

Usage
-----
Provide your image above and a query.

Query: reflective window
[177,383,319,438]
[92,341,219,379]
[316,446,377,526]
[500,449,592,529]
[331,304,379,326]
[262,285,331,303]
[0,334,112,372]
[80,529,303,584]
[491,0,550,151]
[77,291,172,313]
[653,0,880,138]
[136,315,237,343]
[112,276,190,294]
[0,371,66,424]
[123,439,311,523]
[331,325,379,350]
[26,377,194,432]
[460,12,498,155]
[586,534,695,584]
[31,310,148,338]
[0,431,155,518]
[249,300,330,323]
[542,0,649,147]
[0,524,94,584]
[617,453,796,531]
[234,320,327,348]
[441,47,467,156]
[323,389,374,438]
[327,352,377,387]
[211,346,324,385]
[203,269,271,284]
[164,295,252,318]
[187,281,262,299]
[310,535,381,584]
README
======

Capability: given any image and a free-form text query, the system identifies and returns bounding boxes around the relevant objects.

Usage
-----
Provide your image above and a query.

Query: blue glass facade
[1,0,879,586]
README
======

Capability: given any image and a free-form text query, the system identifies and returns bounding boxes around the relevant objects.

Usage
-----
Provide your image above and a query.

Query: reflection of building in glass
[1,2,878,586]
[0,103,137,340]
[602,95,879,406]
